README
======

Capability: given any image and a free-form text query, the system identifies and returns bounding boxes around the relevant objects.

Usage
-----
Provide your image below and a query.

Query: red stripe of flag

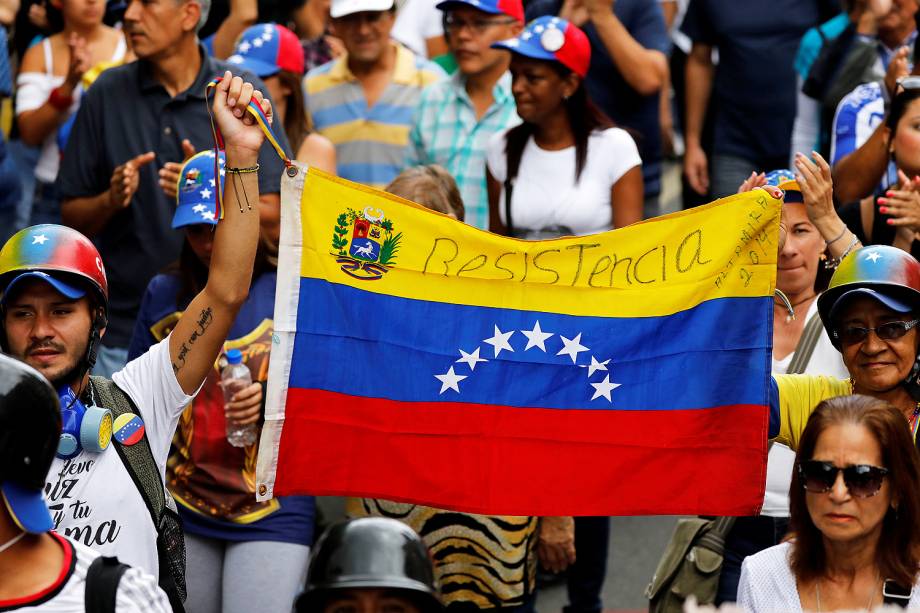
[273,388,766,516]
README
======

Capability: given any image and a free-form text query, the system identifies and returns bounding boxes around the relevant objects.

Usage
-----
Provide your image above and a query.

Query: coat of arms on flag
[331,206,402,280]
[256,167,781,516]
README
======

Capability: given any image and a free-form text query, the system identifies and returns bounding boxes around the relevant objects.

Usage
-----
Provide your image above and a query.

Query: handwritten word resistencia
[422,230,712,288]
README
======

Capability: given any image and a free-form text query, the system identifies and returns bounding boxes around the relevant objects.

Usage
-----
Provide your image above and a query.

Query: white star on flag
[239,41,251,53]
[557,333,588,364]
[435,366,467,394]
[192,204,207,213]
[200,188,212,199]
[590,374,621,402]
[201,211,216,221]
[534,24,545,33]
[484,325,515,357]
[253,38,264,48]
[866,251,881,263]
[219,169,226,177]
[521,321,553,351]
[456,347,487,371]
[522,31,533,40]
[31,234,48,245]
[262,33,273,42]
[209,179,216,187]
[506,39,520,47]
[581,356,609,377]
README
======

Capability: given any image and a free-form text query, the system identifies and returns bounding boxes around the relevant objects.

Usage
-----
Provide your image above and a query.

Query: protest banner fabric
[255,165,780,516]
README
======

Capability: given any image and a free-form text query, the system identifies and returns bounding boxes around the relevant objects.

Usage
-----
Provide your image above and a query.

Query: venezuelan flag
[255,167,780,516]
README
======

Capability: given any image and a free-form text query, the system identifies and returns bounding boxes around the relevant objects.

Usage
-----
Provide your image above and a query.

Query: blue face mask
[56,386,113,460]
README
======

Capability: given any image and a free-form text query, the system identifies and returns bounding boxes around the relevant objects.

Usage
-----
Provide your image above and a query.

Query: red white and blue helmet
[817,245,920,348]
[0,225,109,317]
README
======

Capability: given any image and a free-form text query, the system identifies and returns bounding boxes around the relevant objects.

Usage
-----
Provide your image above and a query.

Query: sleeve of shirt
[602,128,642,184]
[830,87,863,166]
[112,338,198,471]
[772,374,851,450]
[679,0,713,46]
[736,556,756,609]
[624,0,670,54]
[405,94,427,167]
[486,130,507,183]
[115,566,173,613]
[15,72,57,114]
[57,81,108,200]
[791,81,820,162]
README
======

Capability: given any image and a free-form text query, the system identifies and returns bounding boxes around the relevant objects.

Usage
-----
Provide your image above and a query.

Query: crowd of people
[1,0,920,611]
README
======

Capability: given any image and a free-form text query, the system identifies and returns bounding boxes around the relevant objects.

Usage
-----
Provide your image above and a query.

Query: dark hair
[886,88,920,138]
[275,69,311,155]
[385,165,465,220]
[166,229,276,309]
[789,395,920,587]
[504,60,612,186]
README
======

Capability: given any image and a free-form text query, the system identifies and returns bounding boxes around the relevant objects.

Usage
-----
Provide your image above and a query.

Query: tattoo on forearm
[172,306,215,375]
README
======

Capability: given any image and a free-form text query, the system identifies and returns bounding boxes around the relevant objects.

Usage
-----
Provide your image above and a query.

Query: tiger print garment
[346,498,539,608]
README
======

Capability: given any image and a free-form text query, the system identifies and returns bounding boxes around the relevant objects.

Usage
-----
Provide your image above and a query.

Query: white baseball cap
[330,0,395,18]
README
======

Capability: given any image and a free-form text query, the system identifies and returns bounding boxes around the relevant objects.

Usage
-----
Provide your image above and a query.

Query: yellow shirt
[774,374,852,450]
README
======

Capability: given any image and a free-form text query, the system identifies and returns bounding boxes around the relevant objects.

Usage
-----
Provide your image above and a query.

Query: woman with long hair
[836,85,920,259]
[16,0,127,225]
[227,22,336,173]
[739,395,920,610]
[485,16,643,239]
[129,152,315,613]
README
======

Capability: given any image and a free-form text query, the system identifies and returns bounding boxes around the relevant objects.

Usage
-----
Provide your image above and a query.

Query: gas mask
[56,386,112,460]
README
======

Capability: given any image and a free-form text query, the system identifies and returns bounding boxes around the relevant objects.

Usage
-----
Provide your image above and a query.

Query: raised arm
[796,151,863,261]
[168,72,269,394]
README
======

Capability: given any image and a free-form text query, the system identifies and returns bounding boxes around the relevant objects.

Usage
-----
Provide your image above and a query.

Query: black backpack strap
[85,556,129,613]
[88,376,187,612]
[883,580,912,608]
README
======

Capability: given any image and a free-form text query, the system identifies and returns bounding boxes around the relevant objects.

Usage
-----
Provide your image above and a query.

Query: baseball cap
[2,270,87,303]
[764,169,802,204]
[0,354,60,534]
[172,150,225,229]
[227,23,305,77]
[330,0,395,19]
[492,16,590,77]
[435,0,524,22]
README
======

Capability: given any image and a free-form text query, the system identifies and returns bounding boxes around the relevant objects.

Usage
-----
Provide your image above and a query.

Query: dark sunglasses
[798,460,889,498]
[833,319,920,345]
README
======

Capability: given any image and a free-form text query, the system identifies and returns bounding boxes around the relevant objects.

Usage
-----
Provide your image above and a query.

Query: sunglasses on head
[798,460,889,498]
[833,319,920,345]
[897,76,920,94]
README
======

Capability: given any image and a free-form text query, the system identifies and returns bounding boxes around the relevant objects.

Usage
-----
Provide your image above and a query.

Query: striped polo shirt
[304,42,445,188]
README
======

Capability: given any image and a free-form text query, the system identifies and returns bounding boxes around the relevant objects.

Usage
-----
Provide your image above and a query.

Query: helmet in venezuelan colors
[817,245,920,349]
[0,225,108,317]
[764,169,802,203]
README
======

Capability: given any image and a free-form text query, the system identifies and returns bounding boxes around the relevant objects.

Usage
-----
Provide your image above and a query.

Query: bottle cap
[226,348,243,364]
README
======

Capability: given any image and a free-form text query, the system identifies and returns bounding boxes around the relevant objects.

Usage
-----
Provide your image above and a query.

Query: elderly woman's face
[806,422,892,545]
[777,203,824,296]
[839,296,918,393]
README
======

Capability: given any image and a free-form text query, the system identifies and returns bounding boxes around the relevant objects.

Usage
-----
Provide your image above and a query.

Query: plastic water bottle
[222,349,257,447]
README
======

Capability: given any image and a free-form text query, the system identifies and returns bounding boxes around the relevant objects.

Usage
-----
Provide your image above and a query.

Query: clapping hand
[878,169,920,235]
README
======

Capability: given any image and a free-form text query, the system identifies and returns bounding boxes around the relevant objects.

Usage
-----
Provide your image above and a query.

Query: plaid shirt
[406,72,519,230]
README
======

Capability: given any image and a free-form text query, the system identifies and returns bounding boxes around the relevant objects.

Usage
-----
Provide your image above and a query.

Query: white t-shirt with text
[486,127,642,238]
[44,338,194,578]
[0,533,171,612]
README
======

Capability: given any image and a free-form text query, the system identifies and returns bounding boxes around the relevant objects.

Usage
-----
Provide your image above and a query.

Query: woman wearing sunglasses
[768,153,920,452]
[738,395,920,611]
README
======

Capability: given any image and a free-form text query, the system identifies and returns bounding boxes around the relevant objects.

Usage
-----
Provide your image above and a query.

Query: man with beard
[0,72,270,610]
